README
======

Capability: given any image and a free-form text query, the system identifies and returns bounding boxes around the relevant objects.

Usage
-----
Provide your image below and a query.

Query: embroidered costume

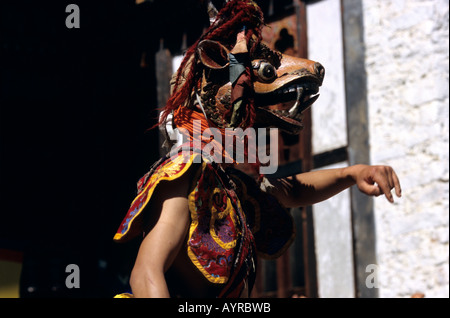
[114,143,294,297]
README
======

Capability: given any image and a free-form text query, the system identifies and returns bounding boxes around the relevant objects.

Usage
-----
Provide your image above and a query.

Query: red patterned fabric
[114,143,294,297]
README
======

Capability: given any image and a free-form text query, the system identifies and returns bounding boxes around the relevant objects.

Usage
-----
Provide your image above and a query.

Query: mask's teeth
[301,94,319,110]
[288,86,303,117]
[288,86,296,93]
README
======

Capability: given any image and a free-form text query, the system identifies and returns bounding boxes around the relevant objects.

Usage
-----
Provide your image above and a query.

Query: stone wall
[362,0,449,298]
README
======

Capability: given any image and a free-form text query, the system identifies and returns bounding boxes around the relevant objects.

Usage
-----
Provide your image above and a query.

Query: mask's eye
[252,60,277,83]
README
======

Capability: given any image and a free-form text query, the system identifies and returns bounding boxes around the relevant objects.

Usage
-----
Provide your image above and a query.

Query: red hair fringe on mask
[156,0,264,130]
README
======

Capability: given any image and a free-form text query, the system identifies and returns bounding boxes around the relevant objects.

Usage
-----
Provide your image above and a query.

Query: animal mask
[195,39,325,135]
[159,0,325,143]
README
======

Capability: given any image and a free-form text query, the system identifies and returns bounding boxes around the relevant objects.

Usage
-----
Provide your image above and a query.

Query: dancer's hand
[350,164,402,203]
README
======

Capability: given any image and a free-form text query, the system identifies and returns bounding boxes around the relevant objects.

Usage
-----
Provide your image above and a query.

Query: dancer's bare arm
[270,164,402,208]
[129,171,192,298]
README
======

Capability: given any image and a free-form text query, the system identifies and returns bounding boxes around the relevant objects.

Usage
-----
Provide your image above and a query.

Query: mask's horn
[208,0,231,25]
[207,1,218,25]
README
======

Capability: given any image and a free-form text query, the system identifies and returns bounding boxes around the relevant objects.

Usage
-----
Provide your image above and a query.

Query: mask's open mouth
[254,78,321,134]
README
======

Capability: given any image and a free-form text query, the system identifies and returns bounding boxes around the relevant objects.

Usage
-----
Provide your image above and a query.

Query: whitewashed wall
[307,0,354,298]
[308,0,449,298]
[363,0,449,298]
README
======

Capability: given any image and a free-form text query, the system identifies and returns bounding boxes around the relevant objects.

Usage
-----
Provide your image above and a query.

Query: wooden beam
[313,146,348,169]
[294,0,318,298]
[341,0,378,298]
